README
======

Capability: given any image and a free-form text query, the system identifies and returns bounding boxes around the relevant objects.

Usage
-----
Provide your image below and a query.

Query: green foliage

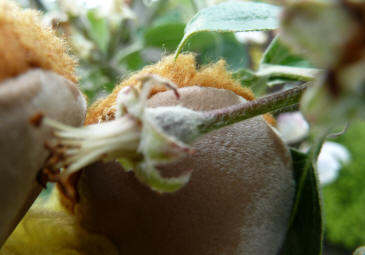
[233,36,320,95]
[144,8,251,70]
[323,121,365,249]
[185,32,249,70]
[259,37,319,85]
[86,9,110,54]
[260,37,312,68]
[280,149,323,255]
[144,22,185,51]
[175,1,281,57]
[144,10,185,51]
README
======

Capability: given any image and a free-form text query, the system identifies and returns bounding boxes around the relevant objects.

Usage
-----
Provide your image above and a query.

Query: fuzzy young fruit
[70,85,295,255]
[0,70,86,246]
[0,0,84,245]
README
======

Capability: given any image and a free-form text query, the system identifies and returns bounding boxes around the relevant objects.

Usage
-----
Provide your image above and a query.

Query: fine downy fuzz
[43,73,306,193]
[71,85,295,255]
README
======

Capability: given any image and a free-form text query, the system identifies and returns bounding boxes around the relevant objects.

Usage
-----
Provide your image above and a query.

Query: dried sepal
[44,75,194,193]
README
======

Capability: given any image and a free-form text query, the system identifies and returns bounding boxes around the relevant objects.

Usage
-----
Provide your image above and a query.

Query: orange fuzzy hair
[0,0,77,83]
[86,54,275,125]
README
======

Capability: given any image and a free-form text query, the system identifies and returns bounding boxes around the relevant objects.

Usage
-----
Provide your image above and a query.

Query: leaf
[145,11,250,69]
[279,148,324,255]
[233,68,268,95]
[144,23,185,51]
[144,10,186,51]
[175,1,281,58]
[258,37,320,85]
[257,64,320,83]
[86,9,110,54]
[261,36,312,68]
[233,37,321,93]
[186,32,249,70]
[121,51,143,71]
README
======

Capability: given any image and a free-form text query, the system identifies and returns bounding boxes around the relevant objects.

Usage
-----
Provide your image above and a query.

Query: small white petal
[317,141,351,185]
[277,111,310,144]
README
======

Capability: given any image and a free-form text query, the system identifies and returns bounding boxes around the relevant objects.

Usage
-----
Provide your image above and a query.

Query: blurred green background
[323,121,365,255]
[18,0,256,104]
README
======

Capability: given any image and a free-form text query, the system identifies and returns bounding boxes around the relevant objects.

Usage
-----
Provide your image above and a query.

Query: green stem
[198,83,310,134]
[257,64,321,82]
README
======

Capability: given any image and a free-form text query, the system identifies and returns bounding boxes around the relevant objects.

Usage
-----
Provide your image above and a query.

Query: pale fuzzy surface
[145,106,206,144]
[74,86,295,255]
[0,0,77,83]
[0,70,86,246]
[145,87,249,143]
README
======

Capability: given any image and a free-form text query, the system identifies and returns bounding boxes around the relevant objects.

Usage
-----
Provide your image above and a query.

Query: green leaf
[120,51,143,71]
[279,148,324,255]
[144,23,185,51]
[175,1,281,58]
[186,32,249,70]
[86,9,110,54]
[261,37,312,68]
[233,68,268,95]
[257,64,320,83]
[144,10,186,51]
[233,37,321,93]
[258,37,320,85]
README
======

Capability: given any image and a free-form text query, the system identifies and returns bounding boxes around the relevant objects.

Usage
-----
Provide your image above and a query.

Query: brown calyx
[0,0,77,84]
[85,54,263,125]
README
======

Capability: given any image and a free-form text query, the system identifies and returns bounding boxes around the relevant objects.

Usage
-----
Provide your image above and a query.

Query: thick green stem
[197,83,310,135]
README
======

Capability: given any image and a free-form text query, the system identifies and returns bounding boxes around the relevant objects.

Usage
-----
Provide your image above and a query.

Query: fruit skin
[0,69,86,246]
[0,1,82,245]
[73,86,295,255]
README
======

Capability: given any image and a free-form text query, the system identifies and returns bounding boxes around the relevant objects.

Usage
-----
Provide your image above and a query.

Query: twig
[198,83,310,135]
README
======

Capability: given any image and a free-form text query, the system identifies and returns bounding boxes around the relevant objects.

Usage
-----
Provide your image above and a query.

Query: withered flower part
[44,75,194,193]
